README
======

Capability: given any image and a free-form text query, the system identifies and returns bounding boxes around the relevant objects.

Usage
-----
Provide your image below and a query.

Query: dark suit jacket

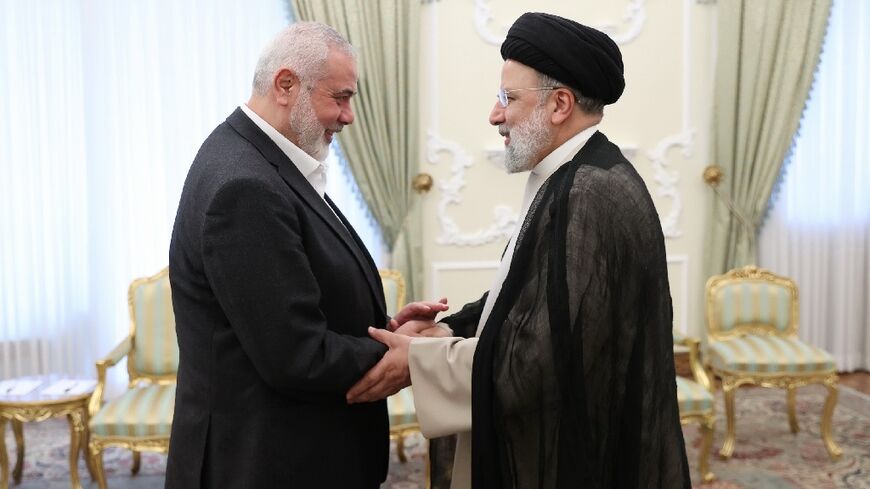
[166,108,389,488]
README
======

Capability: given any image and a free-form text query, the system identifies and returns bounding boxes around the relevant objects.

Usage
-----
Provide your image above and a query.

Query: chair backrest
[127,267,179,382]
[705,265,798,342]
[378,269,406,317]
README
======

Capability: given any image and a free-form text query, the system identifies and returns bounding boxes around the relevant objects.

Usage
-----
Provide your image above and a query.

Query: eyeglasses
[496,86,562,107]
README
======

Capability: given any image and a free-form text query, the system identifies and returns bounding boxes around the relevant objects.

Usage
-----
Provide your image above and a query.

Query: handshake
[345,298,451,404]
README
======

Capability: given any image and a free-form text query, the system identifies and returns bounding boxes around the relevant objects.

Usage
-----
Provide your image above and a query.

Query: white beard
[290,89,330,161]
[502,106,551,174]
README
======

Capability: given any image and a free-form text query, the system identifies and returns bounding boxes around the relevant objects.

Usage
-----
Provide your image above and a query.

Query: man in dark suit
[166,22,443,488]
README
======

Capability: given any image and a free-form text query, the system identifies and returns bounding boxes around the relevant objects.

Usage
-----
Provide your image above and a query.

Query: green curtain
[290,0,423,301]
[704,0,831,277]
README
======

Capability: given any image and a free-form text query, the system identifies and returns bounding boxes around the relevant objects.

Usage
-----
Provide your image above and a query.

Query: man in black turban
[347,12,691,489]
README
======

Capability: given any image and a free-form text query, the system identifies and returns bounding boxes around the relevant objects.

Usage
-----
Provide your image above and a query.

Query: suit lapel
[324,195,387,315]
[225,108,386,319]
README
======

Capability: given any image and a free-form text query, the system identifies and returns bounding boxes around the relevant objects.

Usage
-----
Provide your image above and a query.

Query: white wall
[418,0,718,337]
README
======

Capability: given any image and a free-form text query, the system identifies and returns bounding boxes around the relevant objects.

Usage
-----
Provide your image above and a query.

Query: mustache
[498,125,509,137]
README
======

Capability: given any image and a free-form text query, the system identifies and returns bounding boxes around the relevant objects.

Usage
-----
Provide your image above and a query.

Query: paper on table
[70,379,97,394]
[43,380,72,395]
[0,379,43,396]
[41,379,96,396]
[41,379,77,395]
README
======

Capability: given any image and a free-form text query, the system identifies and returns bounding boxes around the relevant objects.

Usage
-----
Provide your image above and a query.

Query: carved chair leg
[81,411,97,480]
[787,386,799,433]
[821,377,843,461]
[0,418,9,489]
[90,441,109,489]
[719,382,737,459]
[396,434,408,463]
[699,417,715,483]
[425,438,431,489]
[12,419,24,484]
[67,412,85,489]
[131,450,141,475]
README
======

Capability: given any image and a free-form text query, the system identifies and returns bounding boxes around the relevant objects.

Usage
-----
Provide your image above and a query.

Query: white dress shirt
[238,104,329,198]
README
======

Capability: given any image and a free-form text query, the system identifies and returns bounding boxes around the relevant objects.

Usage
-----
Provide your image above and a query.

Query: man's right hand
[347,327,412,403]
[392,297,449,326]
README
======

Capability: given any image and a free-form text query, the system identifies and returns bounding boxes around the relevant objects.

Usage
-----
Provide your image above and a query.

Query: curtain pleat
[704,0,831,276]
[291,0,424,300]
[759,0,870,371]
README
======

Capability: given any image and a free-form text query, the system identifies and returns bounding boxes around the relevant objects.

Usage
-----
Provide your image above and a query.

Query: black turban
[501,12,625,105]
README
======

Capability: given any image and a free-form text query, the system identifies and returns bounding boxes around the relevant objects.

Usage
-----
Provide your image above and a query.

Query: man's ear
[274,68,298,106]
[550,88,575,125]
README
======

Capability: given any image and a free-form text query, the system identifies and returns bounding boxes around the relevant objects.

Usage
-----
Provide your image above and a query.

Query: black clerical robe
[434,131,691,489]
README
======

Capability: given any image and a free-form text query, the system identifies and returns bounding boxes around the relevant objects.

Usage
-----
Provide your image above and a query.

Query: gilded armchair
[378,269,419,463]
[705,266,841,460]
[673,330,715,483]
[87,267,178,489]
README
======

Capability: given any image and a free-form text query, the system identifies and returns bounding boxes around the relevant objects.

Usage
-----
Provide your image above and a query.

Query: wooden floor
[839,370,870,394]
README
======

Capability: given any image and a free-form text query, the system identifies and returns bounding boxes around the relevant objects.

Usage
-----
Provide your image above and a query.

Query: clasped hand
[346,298,451,404]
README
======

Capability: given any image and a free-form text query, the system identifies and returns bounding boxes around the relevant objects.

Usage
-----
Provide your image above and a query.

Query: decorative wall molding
[647,130,694,238]
[430,260,499,299]
[472,0,506,46]
[482,147,505,169]
[473,0,647,46]
[667,254,690,335]
[427,131,518,246]
[595,0,647,45]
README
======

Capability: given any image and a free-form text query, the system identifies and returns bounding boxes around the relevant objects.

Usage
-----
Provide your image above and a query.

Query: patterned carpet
[3,385,867,488]
[684,385,869,489]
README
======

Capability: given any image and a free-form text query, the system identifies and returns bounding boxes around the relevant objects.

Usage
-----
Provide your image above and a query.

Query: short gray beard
[503,106,551,174]
[290,88,330,161]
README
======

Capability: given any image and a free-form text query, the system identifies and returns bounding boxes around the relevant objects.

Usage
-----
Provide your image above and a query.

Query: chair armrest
[89,336,132,416]
[674,334,712,392]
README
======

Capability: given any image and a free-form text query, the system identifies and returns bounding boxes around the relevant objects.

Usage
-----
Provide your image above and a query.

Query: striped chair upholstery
[709,280,795,334]
[705,266,841,461]
[88,268,178,489]
[381,272,402,318]
[130,272,179,377]
[675,376,714,415]
[90,384,175,438]
[709,335,836,374]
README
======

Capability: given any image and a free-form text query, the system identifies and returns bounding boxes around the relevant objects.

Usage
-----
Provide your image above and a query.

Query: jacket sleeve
[201,176,387,398]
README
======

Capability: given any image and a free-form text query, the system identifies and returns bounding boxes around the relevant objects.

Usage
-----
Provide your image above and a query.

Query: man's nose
[489,102,505,126]
[340,105,354,125]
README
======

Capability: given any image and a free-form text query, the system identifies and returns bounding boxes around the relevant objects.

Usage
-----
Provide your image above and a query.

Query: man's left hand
[394,319,452,338]
[347,327,412,404]
[392,298,449,326]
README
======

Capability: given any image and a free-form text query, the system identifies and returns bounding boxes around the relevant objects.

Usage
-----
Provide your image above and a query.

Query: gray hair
[538,73,605,116]
[252,22,355,96]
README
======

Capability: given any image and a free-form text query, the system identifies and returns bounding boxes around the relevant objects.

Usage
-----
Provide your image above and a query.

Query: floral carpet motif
[3,385,867,488]
[683,385,869,489]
